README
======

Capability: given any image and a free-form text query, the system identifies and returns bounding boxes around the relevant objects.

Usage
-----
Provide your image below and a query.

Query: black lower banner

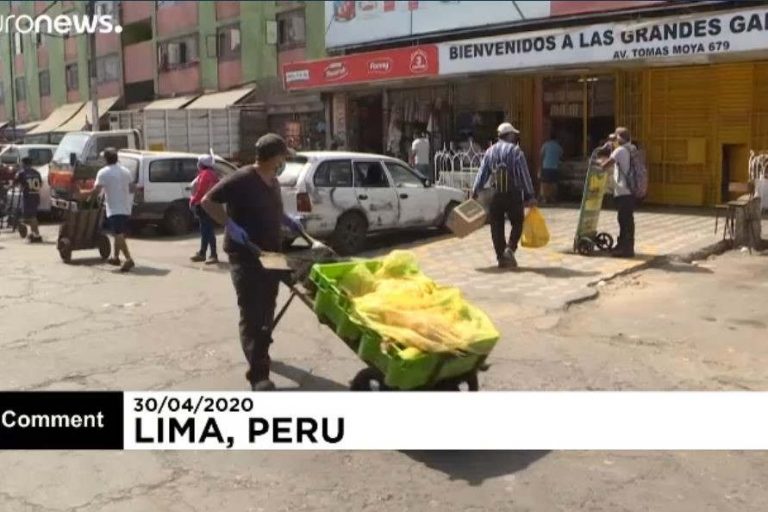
[0,392,124,449]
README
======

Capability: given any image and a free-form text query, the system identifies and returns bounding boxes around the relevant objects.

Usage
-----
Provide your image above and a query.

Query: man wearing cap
[202,133,305,391]
[601,127,636,257]
[472,122,536,269]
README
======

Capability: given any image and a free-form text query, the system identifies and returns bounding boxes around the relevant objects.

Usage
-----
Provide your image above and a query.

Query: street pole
[7,30,17,139]
[87,0,99,131]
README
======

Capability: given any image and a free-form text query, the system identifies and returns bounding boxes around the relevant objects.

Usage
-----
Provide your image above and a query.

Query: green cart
[573,149,615,256]
[257,245,495,391]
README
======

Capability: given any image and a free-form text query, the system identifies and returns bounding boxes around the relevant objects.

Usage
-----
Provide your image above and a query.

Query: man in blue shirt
[472,123,536,269]
[539,132,563,203]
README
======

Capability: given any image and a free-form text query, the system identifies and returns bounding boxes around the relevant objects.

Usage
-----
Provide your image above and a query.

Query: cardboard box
[446,199,487,238]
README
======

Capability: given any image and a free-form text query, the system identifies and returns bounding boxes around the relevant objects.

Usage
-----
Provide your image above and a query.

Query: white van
[118,150,237,235]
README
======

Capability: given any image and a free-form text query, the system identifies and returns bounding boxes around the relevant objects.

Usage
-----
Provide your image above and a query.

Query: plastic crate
[309,260,498,390]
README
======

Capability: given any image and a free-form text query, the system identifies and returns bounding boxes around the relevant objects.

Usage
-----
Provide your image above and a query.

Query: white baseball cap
[197,154,215,169]
[497,122,520,136]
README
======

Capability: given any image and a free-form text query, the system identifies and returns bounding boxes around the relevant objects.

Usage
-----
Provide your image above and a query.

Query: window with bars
[39,70,51,97]
[277,8,306,50]
[66,63,79,91]
[157,35,199,71]
[96,54,121,84]
[216,24,241,61]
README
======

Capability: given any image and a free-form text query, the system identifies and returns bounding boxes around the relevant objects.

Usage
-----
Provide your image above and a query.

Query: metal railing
[433,139,487,196]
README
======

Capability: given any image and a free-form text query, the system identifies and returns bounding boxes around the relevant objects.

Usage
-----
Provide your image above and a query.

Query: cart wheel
[57,238,73,264]
[576,237,596,256]
[97,235,111,260]
[595,232,614,252]
[350,367,389,391]
[434,373,480,392]
[18,223,28,239]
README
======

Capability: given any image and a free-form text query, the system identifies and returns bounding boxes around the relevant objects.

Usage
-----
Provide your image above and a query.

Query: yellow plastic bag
[521,207,550,248]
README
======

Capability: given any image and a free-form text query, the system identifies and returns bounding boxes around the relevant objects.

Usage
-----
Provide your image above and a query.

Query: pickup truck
[48,130,142,211]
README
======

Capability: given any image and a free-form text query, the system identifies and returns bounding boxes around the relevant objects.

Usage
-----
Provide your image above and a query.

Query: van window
[148,159,179,182]
[313,160,353,188]
[179,159,198,182]
[118,156,140,182]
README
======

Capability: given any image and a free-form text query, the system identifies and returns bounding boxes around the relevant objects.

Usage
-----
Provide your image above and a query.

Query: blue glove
[225,219,249,245]
[282,213,303,233]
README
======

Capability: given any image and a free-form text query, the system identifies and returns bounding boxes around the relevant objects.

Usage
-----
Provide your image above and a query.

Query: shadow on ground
[476,265,600,278]
[650,261,714,274]
[271,361,348,391]
[402,450,549,486]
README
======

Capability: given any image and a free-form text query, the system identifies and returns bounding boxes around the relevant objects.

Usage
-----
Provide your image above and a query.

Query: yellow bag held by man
[521,207,550,248]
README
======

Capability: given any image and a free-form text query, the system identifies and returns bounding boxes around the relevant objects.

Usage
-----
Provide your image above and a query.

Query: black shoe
[498,247,518,268]
[251,379,276,391]
[190,253,205,262]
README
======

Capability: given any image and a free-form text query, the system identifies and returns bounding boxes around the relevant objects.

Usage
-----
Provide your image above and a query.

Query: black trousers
[229,255,280,384]
[489,189,525,260]
[615,195,636,253]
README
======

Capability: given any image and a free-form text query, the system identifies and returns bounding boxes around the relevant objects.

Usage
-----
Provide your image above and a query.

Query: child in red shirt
[190,154,220,263]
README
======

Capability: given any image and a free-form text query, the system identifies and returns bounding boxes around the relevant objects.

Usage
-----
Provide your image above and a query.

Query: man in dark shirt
[14,156,43,243]
[202,133,303,391]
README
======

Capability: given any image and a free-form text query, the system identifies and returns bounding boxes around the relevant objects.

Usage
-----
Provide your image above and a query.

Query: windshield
[277,156,309,187]
[0,148,18,165]
[52,133,90,164]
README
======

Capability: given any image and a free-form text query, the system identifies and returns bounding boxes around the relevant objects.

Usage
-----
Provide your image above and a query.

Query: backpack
[626,143,648,200]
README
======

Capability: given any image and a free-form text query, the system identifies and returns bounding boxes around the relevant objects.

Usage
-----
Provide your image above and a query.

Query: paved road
[0,215,766,511]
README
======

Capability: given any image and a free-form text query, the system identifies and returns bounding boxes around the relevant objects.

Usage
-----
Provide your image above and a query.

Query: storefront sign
[439,7,768,75]
[283,45,439,91]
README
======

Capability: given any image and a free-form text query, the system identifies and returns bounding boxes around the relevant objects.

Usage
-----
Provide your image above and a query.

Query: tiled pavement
[404,206,728,311]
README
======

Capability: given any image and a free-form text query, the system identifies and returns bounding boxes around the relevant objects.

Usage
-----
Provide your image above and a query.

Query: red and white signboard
[282,45,438,91]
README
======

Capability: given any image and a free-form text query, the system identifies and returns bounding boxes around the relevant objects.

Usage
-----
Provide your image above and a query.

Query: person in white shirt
[90,148,136,272]
[410,132,431,179]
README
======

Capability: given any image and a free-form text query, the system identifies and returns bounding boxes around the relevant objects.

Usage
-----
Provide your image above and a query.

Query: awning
[53,96,120,133]
[143,96,197,110]
[27,102,85,134]
[183,87,255,109]
[16,121,40,131]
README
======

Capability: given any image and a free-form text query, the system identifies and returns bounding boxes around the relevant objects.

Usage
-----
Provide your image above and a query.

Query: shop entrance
[543,75,615,200]
[350,94,384,154]
[721,143,750,201]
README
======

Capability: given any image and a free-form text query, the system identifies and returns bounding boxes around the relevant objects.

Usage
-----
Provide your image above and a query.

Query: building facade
[0,0,325,144]
[283,0,768,207]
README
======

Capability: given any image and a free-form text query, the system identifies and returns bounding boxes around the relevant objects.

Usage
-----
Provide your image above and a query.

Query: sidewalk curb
[563,239,733,310]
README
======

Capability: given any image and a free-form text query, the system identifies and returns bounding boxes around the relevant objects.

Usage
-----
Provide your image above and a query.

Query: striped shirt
[472,141,534,199]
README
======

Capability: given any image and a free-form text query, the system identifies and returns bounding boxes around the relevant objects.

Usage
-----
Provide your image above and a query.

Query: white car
[1,144,57,215]
[279,151,466,254]
[117,149,238,236]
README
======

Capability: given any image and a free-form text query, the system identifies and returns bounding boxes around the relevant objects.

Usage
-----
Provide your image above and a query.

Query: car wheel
[162,203,194,236]
[331,212,367,255]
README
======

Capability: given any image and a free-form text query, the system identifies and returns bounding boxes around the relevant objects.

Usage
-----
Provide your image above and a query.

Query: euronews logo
[0,13,123,35]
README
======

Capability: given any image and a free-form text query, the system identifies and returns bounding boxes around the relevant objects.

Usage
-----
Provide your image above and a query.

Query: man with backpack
[472,122,536,269]
[601,127,646,258]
